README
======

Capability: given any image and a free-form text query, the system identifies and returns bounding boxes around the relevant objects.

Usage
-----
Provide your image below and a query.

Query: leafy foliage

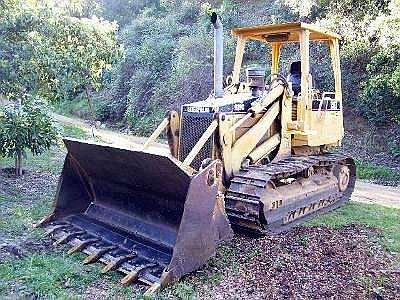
[95,0,296,132]
[312,0,400,124]
[2,0,400,131]
[0,95,60,174]
[94,0,400,132]
[359,2,400,125]
[360,47,400,124]
[0,0,122,103]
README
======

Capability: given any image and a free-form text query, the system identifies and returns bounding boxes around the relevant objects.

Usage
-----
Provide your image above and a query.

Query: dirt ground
[1,167,399,299]
[178,226,400,300]
[353,181,400,208]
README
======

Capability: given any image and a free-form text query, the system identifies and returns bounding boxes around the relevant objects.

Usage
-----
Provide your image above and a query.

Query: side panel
[293,97,343,147]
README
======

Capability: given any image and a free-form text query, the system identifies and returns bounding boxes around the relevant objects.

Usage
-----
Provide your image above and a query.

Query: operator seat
[287,61,301,96]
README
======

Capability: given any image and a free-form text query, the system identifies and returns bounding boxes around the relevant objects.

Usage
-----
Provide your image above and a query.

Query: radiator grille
[179,112,214,170]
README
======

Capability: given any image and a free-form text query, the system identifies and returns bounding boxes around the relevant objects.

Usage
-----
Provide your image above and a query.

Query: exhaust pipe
[211,12,223,98]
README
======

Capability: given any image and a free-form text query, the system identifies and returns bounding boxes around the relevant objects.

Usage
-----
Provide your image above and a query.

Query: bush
[360,46,400,125]
[0,95,60,176]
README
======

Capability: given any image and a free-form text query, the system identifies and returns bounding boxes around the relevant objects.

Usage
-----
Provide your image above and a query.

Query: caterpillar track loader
[38,13,355,294]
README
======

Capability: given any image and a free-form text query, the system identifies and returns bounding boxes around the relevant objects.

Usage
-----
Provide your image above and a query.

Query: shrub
[0,95,60,176]
[360,46,400,125]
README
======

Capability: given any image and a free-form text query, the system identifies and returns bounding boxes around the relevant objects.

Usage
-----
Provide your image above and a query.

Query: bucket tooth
[144,282,161,296]
[44,224,71,236]
[53,230,86,246]
[101,252,138,274]
[67,238,101,255]
[35,213,55,228]
[121,263,157,286]
[83,245,117,265]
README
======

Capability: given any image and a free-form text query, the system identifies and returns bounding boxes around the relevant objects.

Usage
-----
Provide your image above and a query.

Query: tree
[0,0,122,105]
[0,0,43,100]
[35,15,123,128]
[0,95,60,176]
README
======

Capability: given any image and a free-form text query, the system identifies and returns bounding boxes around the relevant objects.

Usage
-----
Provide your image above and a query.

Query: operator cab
[227,22,343,120]
[224,22,344,147]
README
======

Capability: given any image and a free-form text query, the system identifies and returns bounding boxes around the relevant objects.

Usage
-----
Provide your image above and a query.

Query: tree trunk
[85,85,96,137]
[15,151,23,176]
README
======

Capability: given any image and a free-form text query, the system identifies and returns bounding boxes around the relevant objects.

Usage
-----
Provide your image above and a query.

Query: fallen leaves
[185,224,400,299]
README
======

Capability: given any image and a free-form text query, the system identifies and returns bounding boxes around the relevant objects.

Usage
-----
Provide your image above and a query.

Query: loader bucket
[39,139,232,293]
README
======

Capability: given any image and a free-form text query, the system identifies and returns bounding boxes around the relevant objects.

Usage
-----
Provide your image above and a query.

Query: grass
[0,196,53,237]
[356,160,400,184]
[61,124,89,139]
[53,98,90,119]
[0,147,65,174]
[305,202,400,253]
[61,124,106,144]
[0,249,138,298]
[0,253,109,298]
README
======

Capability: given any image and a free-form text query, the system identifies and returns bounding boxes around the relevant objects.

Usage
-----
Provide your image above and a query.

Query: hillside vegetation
[2,0,400,166]
[92,0,400,134]
[3,1,400,124]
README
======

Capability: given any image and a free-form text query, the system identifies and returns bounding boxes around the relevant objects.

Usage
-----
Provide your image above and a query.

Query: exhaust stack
[211,12,223,98]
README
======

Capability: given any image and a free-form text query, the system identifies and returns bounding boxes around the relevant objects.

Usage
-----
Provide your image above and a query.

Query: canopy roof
[231,22,340,43]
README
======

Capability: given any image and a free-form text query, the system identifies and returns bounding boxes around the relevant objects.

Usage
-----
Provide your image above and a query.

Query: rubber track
[225,153,356,234]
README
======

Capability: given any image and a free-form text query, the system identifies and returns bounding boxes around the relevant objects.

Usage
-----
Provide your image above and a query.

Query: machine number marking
[233,103,245,111]
[185,106,212,113]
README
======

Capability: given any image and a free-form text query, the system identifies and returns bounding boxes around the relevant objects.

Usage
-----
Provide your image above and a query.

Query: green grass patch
[0,253,101,298]
[61,124,107,144]
[356,160,400,183]
[305,202,400,252]
[0,146,65,174]
[0,251,144,299]
[161,282,197,300]
[61,124,89,139]
[0,196,53,237]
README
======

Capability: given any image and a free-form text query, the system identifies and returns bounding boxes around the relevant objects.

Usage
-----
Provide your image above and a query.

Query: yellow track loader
[39,13,355,294]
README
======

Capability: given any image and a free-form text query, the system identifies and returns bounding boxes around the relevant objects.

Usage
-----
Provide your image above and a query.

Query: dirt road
[53,113,169,155]
[352,181,400,208]
[54,113,400,208]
